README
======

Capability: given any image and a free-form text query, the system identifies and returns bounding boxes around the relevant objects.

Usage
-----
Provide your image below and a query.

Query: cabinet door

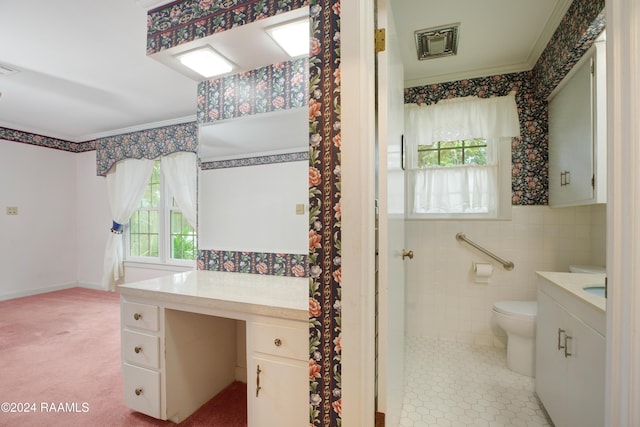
[535,291,568,426]
[566,314,605,427]
[548,52,595,207]
[249,355,307,427]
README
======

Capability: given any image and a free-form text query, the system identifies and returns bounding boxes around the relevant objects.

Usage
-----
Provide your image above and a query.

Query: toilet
[492,300,537,377]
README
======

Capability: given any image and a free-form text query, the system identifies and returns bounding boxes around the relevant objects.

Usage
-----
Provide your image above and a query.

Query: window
[127,160,197,264]
[409,139,506,217]
[418,138,487,167]
[404,93,520,219]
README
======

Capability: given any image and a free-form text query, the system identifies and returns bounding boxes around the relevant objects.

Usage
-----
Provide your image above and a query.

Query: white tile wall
[404,205,606,346]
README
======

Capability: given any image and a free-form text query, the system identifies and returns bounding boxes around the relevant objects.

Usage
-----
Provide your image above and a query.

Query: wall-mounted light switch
[295,204,305,215]
[6,206,18,215]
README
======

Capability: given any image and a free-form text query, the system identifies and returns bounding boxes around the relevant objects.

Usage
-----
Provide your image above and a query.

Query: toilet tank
[569,265,606,274]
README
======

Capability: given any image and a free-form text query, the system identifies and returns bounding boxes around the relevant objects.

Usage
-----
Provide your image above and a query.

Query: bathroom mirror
[198,108,308,254]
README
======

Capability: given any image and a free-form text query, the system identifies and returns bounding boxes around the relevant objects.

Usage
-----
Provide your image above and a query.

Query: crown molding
[404,62,532,88]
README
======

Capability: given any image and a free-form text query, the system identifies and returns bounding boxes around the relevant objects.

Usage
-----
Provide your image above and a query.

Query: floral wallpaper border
[0,127,95,153]
[96,122,198,176]
[146,0,309,55]
[307,1,342,425]
[197,58,309,124]
[200,150,308,169]
[197,249,307,277]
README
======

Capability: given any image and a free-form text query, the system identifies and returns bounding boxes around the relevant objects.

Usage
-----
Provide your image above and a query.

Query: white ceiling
[0,0,570,153]
[394,0,572,87]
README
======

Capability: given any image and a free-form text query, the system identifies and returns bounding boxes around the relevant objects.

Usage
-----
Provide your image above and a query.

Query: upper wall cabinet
[548,34,606,208]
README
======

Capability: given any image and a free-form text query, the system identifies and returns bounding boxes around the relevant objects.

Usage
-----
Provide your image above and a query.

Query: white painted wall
[404,204,606,346]
[0,140,78,299]
[198,161,308,254]
[75,150,110,288]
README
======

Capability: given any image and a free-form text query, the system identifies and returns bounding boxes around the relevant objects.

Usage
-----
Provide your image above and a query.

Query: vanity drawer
[122,329,160,369]
[252,321,307,361]
[122,363,161,419]
[122,301,159,332]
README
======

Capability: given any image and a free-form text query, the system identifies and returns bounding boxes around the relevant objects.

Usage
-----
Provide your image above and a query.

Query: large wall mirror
[198,108,308,254]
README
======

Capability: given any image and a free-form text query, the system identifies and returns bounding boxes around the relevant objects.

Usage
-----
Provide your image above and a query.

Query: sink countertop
[118,270,308,321]
[536,271,606,313]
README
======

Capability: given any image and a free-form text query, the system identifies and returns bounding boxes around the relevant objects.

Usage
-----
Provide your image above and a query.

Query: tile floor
[399,337,553,427]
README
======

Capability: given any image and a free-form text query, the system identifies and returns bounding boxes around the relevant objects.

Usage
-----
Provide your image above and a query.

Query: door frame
[341,0,377,426]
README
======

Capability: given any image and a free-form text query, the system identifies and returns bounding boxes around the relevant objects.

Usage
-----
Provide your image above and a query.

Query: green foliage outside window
[170,211,197,260]
[418,138,487,168]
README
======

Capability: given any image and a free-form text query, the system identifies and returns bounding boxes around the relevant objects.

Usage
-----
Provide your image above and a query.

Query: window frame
[125,160,196,267]
[407,137,512,220]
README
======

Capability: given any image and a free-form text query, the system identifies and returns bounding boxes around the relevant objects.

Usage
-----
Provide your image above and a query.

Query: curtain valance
[96,122,198,176]
[404,91,521,155]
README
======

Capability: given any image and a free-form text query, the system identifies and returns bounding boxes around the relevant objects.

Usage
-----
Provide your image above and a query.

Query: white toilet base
[506,334,535,377]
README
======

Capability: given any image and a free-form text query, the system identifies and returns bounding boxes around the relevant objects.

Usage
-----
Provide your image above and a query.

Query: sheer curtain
[411,163,498,214]
[404,92,520,216]
[101,158,155,291]
[161,152,197,228]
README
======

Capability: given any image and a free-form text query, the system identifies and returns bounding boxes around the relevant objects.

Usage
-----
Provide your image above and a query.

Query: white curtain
[410,164,498,214]
[161,152,197,228]
[101,158,155,291]
[404,91,520,169]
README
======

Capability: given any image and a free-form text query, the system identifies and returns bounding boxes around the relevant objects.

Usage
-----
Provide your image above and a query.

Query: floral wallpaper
[197,58,308,124]
[307,1,341,425]
[197,249,307,276]
[95,122,198,176]
[532,0,605,99]
[0,127,95,152]
[146,0,309,55]
[200,150,308,169]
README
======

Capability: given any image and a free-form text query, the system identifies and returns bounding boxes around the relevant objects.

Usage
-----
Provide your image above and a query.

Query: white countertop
[119,270,308,321]
[536,271,606,313]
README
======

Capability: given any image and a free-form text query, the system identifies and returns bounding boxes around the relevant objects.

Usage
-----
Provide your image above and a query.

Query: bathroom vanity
[535,272,606,427]
[119,270,308,426]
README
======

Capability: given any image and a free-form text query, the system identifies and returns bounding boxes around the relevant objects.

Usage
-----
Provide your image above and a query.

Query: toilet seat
[493,301,537,320]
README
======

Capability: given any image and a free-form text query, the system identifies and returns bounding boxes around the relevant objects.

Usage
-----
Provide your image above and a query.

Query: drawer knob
[135,388,143,396]
[134,346,142,354]
[133,312,142,321]
[274,338,282,347]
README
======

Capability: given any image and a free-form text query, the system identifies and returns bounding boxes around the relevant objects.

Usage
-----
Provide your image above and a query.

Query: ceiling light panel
[266,18,309,57]
[176,47,233,78]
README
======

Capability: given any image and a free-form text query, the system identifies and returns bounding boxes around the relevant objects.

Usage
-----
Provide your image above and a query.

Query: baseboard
[375,411,385,427]
[0,282,78,301]
[77,281,106,291]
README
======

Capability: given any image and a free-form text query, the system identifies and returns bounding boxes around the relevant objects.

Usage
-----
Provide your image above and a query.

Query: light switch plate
[295,204,305,215]
[6,206,18,215]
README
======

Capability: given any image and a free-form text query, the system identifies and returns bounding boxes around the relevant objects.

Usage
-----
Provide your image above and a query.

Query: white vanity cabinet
[121,301,162,419]
[548,36,606,208]
[535,274,605,427]
[247,319,308,426]
[119,271,308,426]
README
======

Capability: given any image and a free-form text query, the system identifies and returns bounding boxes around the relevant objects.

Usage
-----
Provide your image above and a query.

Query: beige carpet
[0,287,246,427]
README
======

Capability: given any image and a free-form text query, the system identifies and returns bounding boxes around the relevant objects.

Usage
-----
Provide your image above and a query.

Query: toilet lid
[493,301,537,319]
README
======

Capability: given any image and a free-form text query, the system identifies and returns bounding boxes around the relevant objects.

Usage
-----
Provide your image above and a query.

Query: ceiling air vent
[415,23,460,60]
[0,63,18,76]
